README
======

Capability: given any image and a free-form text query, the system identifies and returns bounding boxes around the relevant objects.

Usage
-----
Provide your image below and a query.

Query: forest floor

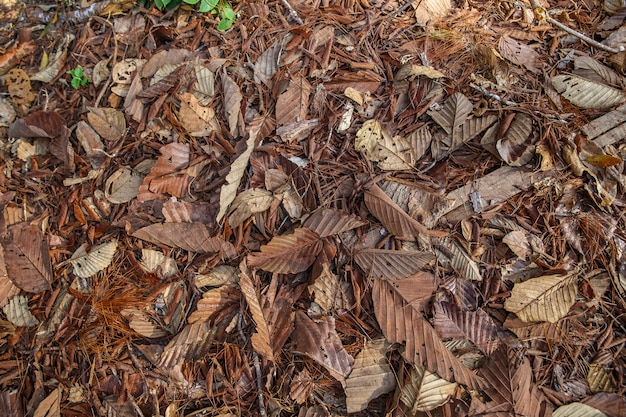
[0,0,626,416]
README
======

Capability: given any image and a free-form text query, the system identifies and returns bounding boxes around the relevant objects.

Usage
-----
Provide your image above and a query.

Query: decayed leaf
[30,34,72,83]
[70,240,117,278]
[355,120,414,170]
[228,188,274,228]
[502,230,531,259]
[413,0,451,24]
[247,228,322,273]
[105,166,144,203]
[222,71,243,136]
[551,75,626,109]
[195,265,239,288]
[498,35,542,74]
[1,223,52,293]
[433,302,500,355]
[217,116,264,222]
[112,58,145,84]
[139,249,178,278]
[239,260,274,361]
[293,312,354,387]
[133,223,236,258]
[471,343,550,417]
[553,403,607,417]
[187,285,241,324]
[276,76,311,128]
[3,295,39,327]
[365,183,446,240]
[354,249,435,280]
[504,273,578,323]
[407,125,432,161]
[433,237,482,281]
[400,365,457,413]
[302,208,366,237]
[345,338,395,413]
[373,278,483,389]
[87,107,126,142]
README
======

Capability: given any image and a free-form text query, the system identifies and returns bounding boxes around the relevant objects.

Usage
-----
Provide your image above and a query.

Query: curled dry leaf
[309,263,353,312]
[247,227,322,274]
[221,71,243,137]
[239,260,274,361]
[195,265,239,288]
[121,308,169,339]
[3,295,39,327]
[345,338,395,413]
[502,230,531,259]
[433,237,482,282]
[496,113,535,166]
[355,120,414,170]
[70,240,117,278]
[504,273,578,323]
[30,34,73,83]
[187,285,241,324]
[395,63,446,81]
[158,321,217,382]
[140,249,178,278]
[553,403,607,417]
[400,365,457,413]
[178,92,220,137]
[254,40,281,86]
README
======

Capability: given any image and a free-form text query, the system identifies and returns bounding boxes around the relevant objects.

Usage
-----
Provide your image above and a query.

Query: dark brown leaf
[247,228,322,273]
[7,111,66,138]
[303,208,366,238]
[355,249,435,280]
[133,223,236,258]
[1,223,52,293]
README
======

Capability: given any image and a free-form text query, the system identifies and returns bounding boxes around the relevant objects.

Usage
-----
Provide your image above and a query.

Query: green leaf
[217,18,233,31]
[206,0,218,8]
[71,78,80,89]
[154,0,165,8]
[198,0,211,12]
[221,7,235,20]
[183,0,200,4]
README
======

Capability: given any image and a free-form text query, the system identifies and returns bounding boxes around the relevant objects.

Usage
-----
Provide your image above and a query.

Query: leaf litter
[1,0,626,416]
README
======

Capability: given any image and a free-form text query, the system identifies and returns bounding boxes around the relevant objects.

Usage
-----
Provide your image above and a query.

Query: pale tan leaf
[222,71,243,137]
[112,58,145,84]
[502,230,531,259]
[193,65,215,105]
[178,92,219,137]
[406,125,432,161]
[195,265,239,288]
[280,184,303,219]
[471,343,551,417]
[354,249,435,280]
[105,166,144,204]
[552,74,626,109]
[498,35,542,73]
[32,387,60,417]
[574,55,623,87]
[140,249,178,278]
[86,107,126,142]
[504,273,578,323]
[302,208,366,238]
[414,0,451,24]
[276,76,311,128]
[395,64,446,81]
[3,295,39,327]
[345,338,396,413]
[247,228,322,274]
[121,308,169,338]
[70,240,117,278]
[433,302,500,355]
[587,358,615,393]
[365,183,447,240]
[239,260,274,361]
[75,121,105,167]
[293,312,354,386]
[1,223,52,293]
[344,87,364,105]
[0,266,20,309]
[309,263,353,312]
[496,113,535,166]
[400,365,457,413]
[254,41,281,86]
[216,116,263,222]
[187,285,241,324]
[133,223,236,258]
[355,120,414,170]
[553,403,607,417]
[432,114,498,160]
[373,278,483,389]
[290,369,314,405]
[228,188,274,228]
[433,237,482,281]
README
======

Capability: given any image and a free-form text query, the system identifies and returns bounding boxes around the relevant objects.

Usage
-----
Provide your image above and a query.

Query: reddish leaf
[8,111,66,138]
[1,223,52,293]
[354,249,435,280]
[303,208,366,238]
[133,223,236,258]
[247,228,322,273]
[433,302,500,355]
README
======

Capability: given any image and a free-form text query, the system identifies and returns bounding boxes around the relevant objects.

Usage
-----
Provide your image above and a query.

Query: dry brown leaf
[433,302,500,355]
[276,76,311,128]
[553,403,607,417]
[254,40,281,86]
[3,295,39,327]
[302,208,366,238]
[121,308,169,338]
[502,230,531,259]
[32,387,60,417]
[228,188,274,228]
[308,263,352,312]
[498,35,542,74]
[354,249,435,280]
[504,273,578,323]
[400,365,457,413]
[496,113,535,166]
[7,111,66,138]
[193,65,215,105]
[247,227,322,274]
[137,143,189,202]
[187,285,241,324]
[395,63,446,80]
[195,265,239,288]
[216,115,263,222]
[139,249,178,278]
[552,74,626,109]
[345,338,395,413]
[470,343,551,417]
[105,166,144,204]
[178,91,220,137]
[133,223,236,258]
[113,58,146,84]
[158,321,217,382]
[433,236,482,281]
[428,92,473,139]
[373,277,483,390]
[355,120,414,170]
[413,0,451,24]
[87,107,126,142]
[1,223,52,293]
[365,183,447,240]
[583,392,626,417]
[222,71,243,137]
[239,260,274,361]
[69,240,117,278]
[293,311,354,387]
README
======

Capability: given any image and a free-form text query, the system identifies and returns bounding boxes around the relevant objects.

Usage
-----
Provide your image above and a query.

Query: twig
[281,0,303,25]
[529,0,622,54]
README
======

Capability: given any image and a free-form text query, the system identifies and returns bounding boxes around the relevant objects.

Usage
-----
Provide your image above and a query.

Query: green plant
[67,66,88,89]
[141,0,236,30]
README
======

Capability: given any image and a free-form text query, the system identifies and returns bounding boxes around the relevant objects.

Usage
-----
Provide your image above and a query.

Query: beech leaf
[247,228,322,274]
[133,223,236,258]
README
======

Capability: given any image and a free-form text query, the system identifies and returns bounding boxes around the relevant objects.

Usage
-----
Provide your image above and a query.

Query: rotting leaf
[69,240,117,278]
[498,35,542,74]
[3,295,39,327]
[345,338,395,413]
[355,120,415,170]
[504,273,578,323]
[247,228,322,274]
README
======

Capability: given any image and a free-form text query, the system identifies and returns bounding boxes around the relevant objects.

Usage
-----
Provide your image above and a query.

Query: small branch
[281,0,303,25]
